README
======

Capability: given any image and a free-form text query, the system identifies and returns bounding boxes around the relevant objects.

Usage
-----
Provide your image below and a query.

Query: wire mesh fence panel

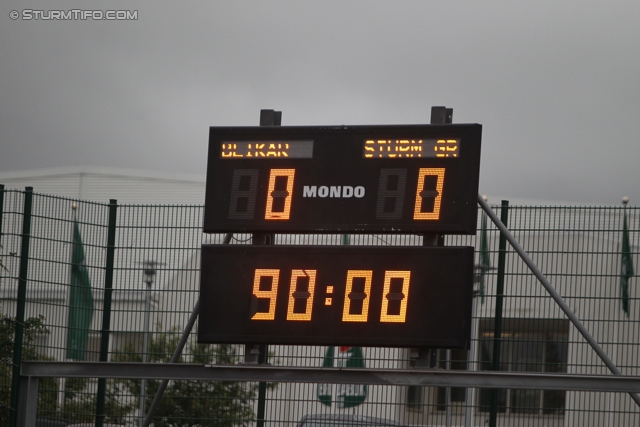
[2,187,640,426]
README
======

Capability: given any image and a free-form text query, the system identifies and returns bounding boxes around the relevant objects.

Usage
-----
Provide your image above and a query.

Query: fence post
[96,199,118,427]
[0,184,5,244]
[141,232,234,427]
[488,200,509,427]
[17,375,39,427]
[9,187,34,427]
[0,184,5,273]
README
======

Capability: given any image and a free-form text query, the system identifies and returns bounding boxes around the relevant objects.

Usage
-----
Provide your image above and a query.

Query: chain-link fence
[1,186,639,426]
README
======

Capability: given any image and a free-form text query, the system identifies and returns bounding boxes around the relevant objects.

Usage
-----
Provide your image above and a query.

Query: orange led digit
[286,269,317,321]
[380,271,411,323]
[413,168,445,220]
[342,270,372,322]
[250,269,280,320]
[265,169,295,220]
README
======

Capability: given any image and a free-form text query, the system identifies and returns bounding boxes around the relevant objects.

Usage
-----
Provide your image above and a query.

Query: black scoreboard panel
[204,124,482,234]
[198,245,474,348]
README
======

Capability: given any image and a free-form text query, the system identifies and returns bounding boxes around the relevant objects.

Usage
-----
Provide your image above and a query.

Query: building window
[478,318,569,415]
[436,348,468,410]
[33,332,50,352]
[83,333,101,362]
[406,385,423,410]
[111,331,144,356]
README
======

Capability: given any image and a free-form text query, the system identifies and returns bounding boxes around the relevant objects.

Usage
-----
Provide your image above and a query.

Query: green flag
[620,210,634,317]
[66,219,94,360]
[479,212,491,304]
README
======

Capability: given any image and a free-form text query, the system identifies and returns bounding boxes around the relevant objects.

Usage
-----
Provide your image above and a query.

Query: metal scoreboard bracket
[204,123,482,235]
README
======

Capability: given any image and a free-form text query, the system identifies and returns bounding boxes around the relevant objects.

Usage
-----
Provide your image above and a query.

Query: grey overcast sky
[1,1,639,205]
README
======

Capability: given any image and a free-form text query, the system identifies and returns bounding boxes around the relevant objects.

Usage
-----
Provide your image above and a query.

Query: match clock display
[198,244,474,348]
[204,123,482,234]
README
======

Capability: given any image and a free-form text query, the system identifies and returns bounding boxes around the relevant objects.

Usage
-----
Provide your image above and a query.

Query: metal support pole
[142,300,201,426]
[415,106,453,368]
[138,278,152,427]
[10,187,33,427]
[489,201,509,427]
[477,194,640,409]
[445,349,452,427]
[252,108,281,427]
[463,290,479,427]
[16,375,39,427]
[142,233,232,427]
[416,107,453,409]
[96,199,117,427]
[0,184,5,246]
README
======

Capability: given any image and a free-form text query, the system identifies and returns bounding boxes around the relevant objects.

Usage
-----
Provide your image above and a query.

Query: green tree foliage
[2,307,267,426]
[0,305,128,425]
[59,376,132,424]
[113,329,262,427]
[0,244,7,272]
[0,305,58,426]
[60,377,93,420]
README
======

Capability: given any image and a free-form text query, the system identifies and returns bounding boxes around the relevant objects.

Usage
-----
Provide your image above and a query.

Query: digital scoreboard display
[198,245,474,348]
[204,124,482,234]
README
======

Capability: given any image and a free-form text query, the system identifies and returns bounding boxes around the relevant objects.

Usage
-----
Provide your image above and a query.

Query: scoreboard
[199,245,474,348]
[199,121,482,349]
[204,124,482,234]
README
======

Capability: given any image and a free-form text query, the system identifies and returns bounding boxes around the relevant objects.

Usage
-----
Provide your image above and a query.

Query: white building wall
[0,166,206,205]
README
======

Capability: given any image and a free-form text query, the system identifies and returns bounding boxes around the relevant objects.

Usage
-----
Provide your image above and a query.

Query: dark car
[296,414,406,427]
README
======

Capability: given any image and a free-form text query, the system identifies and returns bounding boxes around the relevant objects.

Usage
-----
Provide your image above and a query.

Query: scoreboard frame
[198,244,475,348]
[203,123,482,235]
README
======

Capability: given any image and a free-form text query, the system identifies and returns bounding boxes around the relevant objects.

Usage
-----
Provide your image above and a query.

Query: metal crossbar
[21,361,640,393]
